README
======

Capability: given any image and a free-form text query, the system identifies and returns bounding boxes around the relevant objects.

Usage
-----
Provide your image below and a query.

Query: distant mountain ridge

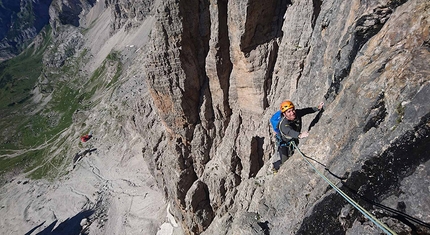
[0,0,52,61]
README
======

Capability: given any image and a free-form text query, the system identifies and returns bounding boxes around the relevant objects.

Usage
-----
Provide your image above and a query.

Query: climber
[272,100,324,172]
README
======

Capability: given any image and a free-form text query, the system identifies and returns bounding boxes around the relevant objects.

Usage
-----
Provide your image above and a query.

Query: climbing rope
[291,142,398,235]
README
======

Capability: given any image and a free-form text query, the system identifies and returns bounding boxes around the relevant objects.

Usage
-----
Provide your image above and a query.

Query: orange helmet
[280,100,295,113]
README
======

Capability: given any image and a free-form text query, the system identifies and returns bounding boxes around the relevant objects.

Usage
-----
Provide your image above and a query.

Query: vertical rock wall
[15,0,427,233]
[141,0,429,234]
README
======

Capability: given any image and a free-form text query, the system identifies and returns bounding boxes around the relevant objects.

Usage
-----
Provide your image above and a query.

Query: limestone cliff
[141,0,430,234]
[1,0,428,234]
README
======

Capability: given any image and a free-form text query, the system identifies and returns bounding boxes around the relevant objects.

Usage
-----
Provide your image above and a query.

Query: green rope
[292,142,397,235]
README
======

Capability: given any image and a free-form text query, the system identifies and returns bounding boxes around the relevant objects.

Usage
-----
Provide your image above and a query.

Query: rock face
[0,0,99,61]
[49,0,97,32]
[0,0,52,61]
[141,0,430,234]
[2,0,429,234]
[104,0,154,33]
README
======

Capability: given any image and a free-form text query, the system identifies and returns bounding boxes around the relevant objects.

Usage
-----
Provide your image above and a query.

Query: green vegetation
[88,51,123,90]
[0,27,53,179]
[0,31,124,180]
[3,1,37,54]
[15,2,35,31]
[28,138,70,180]
[396,102,405,124]
[0,149,43,174]
[0,29,50,110]
[0,26,52,152]
[0,26,78,179]
[107,51,123,87]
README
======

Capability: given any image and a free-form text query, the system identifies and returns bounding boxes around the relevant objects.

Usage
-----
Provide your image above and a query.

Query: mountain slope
[0,1,173,234]
[0,0,429,234]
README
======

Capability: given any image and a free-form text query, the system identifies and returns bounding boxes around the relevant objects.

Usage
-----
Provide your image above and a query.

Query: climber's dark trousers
[272,142,294,171]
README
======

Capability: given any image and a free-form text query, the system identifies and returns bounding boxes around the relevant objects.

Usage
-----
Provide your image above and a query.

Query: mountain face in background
[0,0,429,234]
[0,0,53,61]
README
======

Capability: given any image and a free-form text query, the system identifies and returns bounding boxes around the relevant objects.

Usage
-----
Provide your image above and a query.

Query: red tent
[80,134,92,142]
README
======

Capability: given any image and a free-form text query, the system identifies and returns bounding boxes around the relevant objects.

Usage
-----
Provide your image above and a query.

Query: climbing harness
[277,135,294,148]
[291,141,398,235]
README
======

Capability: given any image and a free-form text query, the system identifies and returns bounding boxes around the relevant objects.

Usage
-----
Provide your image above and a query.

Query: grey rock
[3,0,429,234]
[141,0,430,234]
